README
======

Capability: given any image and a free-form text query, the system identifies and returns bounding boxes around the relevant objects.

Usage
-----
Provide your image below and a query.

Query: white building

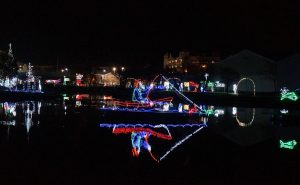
[218,50,276,93]
[94,72,120,86]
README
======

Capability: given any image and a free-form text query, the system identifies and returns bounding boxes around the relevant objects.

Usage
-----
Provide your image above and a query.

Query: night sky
[0,0,300,69]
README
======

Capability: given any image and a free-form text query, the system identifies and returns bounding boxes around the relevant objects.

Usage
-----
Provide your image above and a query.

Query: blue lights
[100,123,208,128]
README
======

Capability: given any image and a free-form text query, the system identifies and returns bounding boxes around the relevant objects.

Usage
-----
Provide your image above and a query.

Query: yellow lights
[202,65,207,68]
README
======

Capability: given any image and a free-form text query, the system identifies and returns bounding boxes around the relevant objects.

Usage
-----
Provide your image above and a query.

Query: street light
[121,67,125,71]
[112,67,116,73]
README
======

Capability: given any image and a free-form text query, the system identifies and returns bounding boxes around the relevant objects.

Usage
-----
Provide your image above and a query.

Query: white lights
[233,84,237,94]
[232,107,237,115]
[215,81,225,88]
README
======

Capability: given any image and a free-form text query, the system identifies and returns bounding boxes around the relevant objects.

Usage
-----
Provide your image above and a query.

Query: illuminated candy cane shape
[235,77,255,127]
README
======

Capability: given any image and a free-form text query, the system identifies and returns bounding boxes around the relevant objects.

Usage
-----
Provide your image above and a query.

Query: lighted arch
[236,108,255,127]
[235,77,255,127]
[236,77,256,96]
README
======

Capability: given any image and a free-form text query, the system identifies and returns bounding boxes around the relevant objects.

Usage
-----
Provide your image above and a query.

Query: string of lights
[161,75,202,110]
[159,125,206,162]
[100,123,207,128]
[235,77,256,127]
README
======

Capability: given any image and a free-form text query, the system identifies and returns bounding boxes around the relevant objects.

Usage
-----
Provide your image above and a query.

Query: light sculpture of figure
[233,84,237,94]
[112,125,172,162]
[280,87,298,101]
[131,132,158,162]
[178,103,183,113]
[280,140,297,150]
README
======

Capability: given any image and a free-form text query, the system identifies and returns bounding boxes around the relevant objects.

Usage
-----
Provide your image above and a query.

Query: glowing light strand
[280,140,297,150]
[235,77,255,127]
[100,123,207,128]
[161,75,202,110]
[159,125,206,162]
[236,77,256,96]
[112,127,172,140]
[280,92,298,101]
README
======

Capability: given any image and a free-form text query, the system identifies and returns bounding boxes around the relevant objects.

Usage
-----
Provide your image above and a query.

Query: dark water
[0,95,299,185]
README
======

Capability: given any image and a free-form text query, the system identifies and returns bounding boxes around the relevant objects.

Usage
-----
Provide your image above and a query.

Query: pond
[0,94,299,185]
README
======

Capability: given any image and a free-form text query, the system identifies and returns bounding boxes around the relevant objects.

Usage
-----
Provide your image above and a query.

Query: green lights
[279,140,297,150]
[280,92,298,101]
[207,82,214,87]
[204,109,214,116]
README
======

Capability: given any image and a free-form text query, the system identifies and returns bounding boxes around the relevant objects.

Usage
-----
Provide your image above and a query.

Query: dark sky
[0,0,300,69]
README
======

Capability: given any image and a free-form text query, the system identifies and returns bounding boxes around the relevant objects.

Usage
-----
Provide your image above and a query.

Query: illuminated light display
[215,81,225,88]
[232,107,237,115]
[112,127,172,140]
[236,78,256,96]
[214,109,224,117]
[233,84,237,94]
[178,103,183,112]
[100,123,207,162]
[161,75,202,110]
[235,108,255,127]
[203,108,214,116]
[110,124,174,162]
[280,92,298,101]
[280,140,297,150]
[131,132,158,161]
[188,81,199,92]
[280,109,288,114]
[159,124,206,162]
[76,73,83,86]
[3,102,16,117]
[234,78,256,127]
[164,81,170,90]
[45,79,61,85]
[100,123,207,128]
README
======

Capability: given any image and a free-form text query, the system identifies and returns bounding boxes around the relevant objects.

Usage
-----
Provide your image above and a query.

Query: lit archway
[236,77,255,127]
[236,77,256,96]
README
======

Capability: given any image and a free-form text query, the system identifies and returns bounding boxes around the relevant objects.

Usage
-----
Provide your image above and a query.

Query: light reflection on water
[0,94,299,148]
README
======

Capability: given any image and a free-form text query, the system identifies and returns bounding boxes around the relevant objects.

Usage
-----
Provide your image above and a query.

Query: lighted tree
[0,50,18,78]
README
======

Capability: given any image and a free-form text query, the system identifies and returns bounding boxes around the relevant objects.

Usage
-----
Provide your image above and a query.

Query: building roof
[222,49,274,64]
[278,53,300,64]
[219,49,275,76]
